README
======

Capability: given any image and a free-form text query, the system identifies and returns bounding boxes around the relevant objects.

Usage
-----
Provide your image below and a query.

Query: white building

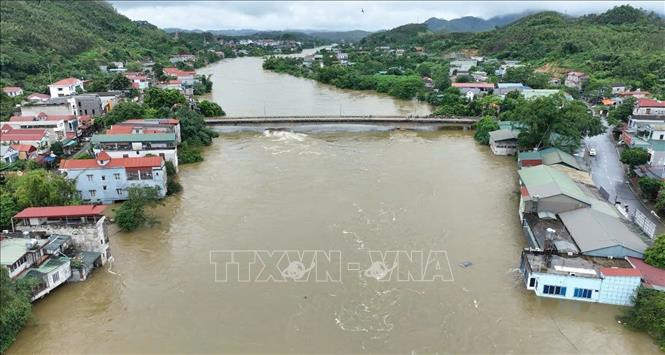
[2,86,23,97]
[7,113,78,141]
[60,152,167,204]
[564,72,588,90]
[48,77,84,98]
[489,129,519,155]
[91,132,179,170]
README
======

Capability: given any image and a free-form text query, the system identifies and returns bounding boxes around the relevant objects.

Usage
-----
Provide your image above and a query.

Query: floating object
[459,261,473,268]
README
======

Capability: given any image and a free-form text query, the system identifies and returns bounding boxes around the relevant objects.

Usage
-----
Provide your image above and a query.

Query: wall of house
[629,118,665,130]
[527,272,603,303]
[597,276,641,306]
[65,165,167,204]
[49,83,83,98]
[490,139,517,155]
[635,107,665,116]
[21,104,71,117]
[519,159,543,168]
[31,260,71,301]
[70,96,103,117]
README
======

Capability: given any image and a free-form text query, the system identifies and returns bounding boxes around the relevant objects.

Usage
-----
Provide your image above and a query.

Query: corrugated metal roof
[558,208,648,256]
[518,165,590,204]
[92,133,176,143]
[14,205,107,219]
[489,129,518,141]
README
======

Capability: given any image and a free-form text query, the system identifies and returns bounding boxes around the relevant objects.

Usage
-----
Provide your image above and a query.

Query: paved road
[584,114,664,235]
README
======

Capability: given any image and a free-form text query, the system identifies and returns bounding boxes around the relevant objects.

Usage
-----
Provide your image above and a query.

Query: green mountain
[0,0,192,91]
[424,13,527,32]
[361,6,665,90]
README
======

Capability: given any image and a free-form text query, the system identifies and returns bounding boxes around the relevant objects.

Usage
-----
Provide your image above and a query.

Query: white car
[589,148,597,156]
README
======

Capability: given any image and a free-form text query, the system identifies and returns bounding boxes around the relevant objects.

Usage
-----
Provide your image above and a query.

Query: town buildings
[8,113,79,141]
[564,71,588,90]
[60,153,167,204]
[489,129,518,155]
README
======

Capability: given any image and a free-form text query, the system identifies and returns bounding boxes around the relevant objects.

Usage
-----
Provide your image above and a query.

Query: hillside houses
[48,77,84,98]
[564,71,588,90]
[3,86,23,97]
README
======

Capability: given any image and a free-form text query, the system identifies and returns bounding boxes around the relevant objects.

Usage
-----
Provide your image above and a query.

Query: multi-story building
[48,77,84,98]
[91,132,179,170]
[8,113,78,141]
[564,71,588,90]
[12,205,112,265]
[112,119,181,143]
[60,152,167,204]
[629,98,665,130]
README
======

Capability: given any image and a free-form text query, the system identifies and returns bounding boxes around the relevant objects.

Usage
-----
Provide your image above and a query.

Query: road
[584,113,663,235]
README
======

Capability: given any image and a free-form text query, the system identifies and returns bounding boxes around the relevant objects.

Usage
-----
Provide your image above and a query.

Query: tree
[50,141,64,156]
[0,190,19,229]
[109,74,131,90]
[620,287,665,349]
[620,147,650,168]
[174,106,218,147]
[8,169,79,208]
[608,97,636,125]
[100,101,145,126]
[639,177,663,201]
[153,63,166,81]
[115,186,161,231]
[0,93,20,121]
[144,87,186,111]
[473,116,500,145]
[644,235,665,269]
[0,267,36,353]
[198,100,225,117]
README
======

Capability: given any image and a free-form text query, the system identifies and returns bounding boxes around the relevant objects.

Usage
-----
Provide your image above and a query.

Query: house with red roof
[26,93,50,102]
[48,77,84,98]
[6,112,78,141]
[91,131,179,170]
[0,125,50,161]
[59,152,167,204]
[627,257,665,291]
[2,86,23,97]
[113,118,181,143]
[124,72,150,90]
[628,98,665,131]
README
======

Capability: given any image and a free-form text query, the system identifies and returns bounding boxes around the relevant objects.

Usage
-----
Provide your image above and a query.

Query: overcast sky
[110,1,665,31]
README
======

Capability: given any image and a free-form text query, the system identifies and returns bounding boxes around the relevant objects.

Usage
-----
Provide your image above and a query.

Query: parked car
[589,148,597,156]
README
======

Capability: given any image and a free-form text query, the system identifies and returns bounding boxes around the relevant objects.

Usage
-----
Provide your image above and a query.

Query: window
[89,190,96,197]
[92,109,96,115]
[573,288,593,299]
[101,175,106,181]
[543,285,566,296]
[84,109,88,115]
[86,174,93,181]
[116,188,123,195]
[114,173,120,180]
[528,278,536,288]
[52,272,60,283]
[123,154,129,158]
[103,185,107,191]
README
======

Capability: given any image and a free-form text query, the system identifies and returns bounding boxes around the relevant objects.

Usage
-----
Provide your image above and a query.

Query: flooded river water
[8,53,659,353]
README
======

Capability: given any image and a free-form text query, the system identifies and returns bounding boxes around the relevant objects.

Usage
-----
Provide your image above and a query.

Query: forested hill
[423,13,526,32]
[0,0,191,91]
[360,6,665,90]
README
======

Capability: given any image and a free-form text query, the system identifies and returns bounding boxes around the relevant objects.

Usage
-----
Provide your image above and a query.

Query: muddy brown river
[8,53,659,353]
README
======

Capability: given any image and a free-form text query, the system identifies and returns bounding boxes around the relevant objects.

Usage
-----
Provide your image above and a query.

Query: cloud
[109,1,665,31]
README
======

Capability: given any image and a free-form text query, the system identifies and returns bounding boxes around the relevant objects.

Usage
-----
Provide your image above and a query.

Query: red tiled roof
[452,82,495,89]
[125,118,179,125]
[50,77,81,86]
[96,151,111,161]
[60,156,162,170]
[638,98,665,108]
[14,205,107,219]
[164,67,195,77]
[2,86,22,93]
[26,93,50,100]
[107,125,133,134]
[627,257,665,288]
[0,131,47,142]
[619,91,650,97]
[600,267,642,277]
[10,144,36,153]
[9,114,76,122]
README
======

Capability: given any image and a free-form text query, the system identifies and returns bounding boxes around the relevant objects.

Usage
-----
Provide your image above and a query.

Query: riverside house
[91,132,179,170]
[60,152,167,204]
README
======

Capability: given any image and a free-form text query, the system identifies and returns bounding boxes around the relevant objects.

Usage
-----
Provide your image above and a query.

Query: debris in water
[473,299,479,309]
[459,261,473,268]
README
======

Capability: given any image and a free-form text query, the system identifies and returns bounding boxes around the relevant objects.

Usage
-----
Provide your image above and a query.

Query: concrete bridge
[204,115,481,129]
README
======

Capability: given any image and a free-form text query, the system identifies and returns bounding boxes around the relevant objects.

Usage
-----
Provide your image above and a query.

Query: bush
[115,187,160,231]
[474,116,500,145]
[620,287,665,350]
[0,267,37,352]
[198,100,225,117]
[644,235,665,269]
[178,143,204,164]
[639,177,664,201]
[166,178,182,195]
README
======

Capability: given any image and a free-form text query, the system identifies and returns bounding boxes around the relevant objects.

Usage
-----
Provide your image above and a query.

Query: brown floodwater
[8,56,659,354]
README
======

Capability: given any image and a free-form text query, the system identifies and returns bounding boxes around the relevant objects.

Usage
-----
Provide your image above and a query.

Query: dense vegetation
[621,287,665,350]
[0,0,216,92]
[0,267,38,353]
[115,186,161,231]
[644,235,665,269]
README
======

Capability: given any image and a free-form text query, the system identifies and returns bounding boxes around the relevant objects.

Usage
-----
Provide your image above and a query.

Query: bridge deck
[205,115,480,126]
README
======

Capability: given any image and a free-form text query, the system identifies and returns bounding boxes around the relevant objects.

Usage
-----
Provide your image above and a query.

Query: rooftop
[523,213,579,254]
[50,77,81,86]
[518,165,590,205]
[638,98,665,108]
[91,133,176,144]
[0,238,48,265]
[489,129,518,141]
[452,82,495,89]
[60,156,163,170]
[14,205,107,219]
[627,257,665,288]
[523,250,632,279]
